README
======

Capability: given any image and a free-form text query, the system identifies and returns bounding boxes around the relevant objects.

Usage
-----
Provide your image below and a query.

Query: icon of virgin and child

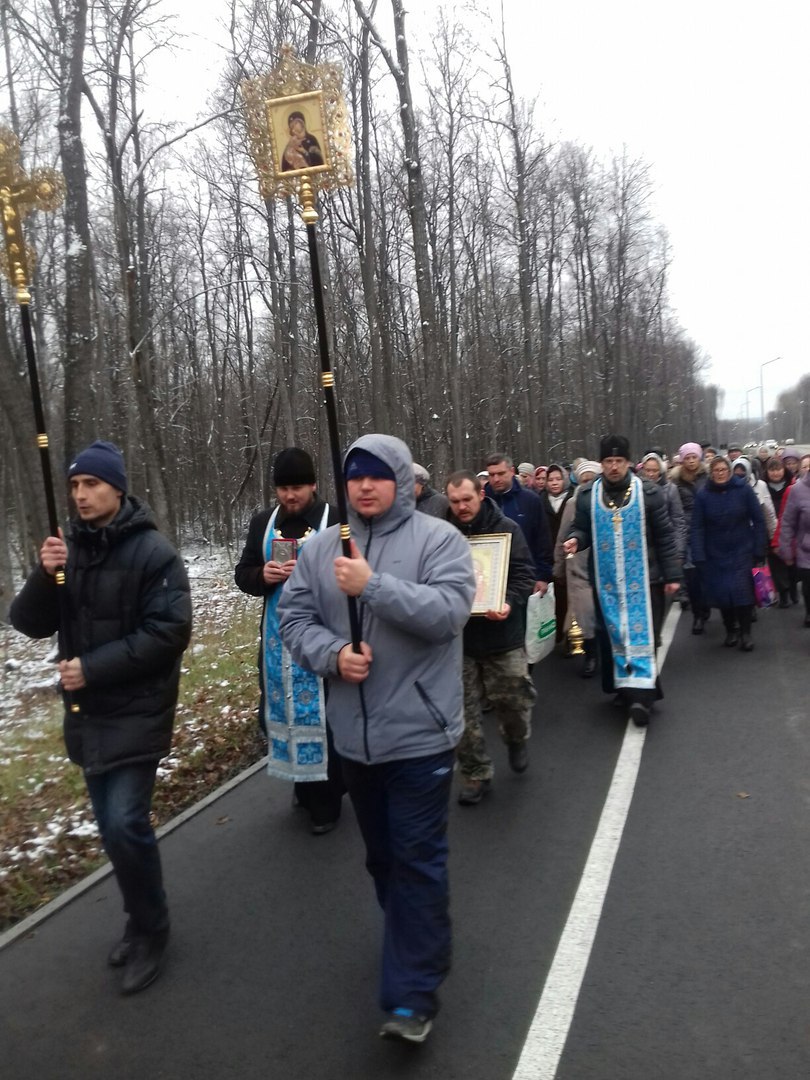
[280,110,325,172]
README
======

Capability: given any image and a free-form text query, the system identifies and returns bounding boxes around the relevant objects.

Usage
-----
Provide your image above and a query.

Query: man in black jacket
[446,471,537,804]
[484,453,553,595]
[10,441,191,994]
[234,448,344,834]
[563,435,681,727]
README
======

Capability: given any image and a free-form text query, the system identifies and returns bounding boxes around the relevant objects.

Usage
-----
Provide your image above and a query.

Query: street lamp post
[760,356,780,431]
[746,386,760,439]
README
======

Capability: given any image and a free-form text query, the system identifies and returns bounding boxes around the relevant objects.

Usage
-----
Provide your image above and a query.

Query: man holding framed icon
[446,470,537,804]
[235,447,344,833]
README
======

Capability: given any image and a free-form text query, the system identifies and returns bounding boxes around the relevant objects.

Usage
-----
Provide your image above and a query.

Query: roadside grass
[0,582,265,932]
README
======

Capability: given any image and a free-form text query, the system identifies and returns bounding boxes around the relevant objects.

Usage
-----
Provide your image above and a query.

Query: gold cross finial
[0,125,65,303]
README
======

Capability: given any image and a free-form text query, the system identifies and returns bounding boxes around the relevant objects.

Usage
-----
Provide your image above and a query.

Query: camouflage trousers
[458,649,537,780]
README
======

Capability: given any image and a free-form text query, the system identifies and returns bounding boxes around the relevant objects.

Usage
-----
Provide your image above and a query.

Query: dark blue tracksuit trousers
[341,748,455,1018]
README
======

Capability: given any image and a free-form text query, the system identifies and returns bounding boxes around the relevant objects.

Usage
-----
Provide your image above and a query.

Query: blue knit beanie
[344,448,396,482]
[68,440,128,493]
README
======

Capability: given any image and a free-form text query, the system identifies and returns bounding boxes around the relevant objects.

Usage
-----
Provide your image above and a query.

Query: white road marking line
[512,602,681,1079]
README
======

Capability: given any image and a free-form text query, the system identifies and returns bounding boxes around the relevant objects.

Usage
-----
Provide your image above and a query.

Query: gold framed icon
[468,533,512,615]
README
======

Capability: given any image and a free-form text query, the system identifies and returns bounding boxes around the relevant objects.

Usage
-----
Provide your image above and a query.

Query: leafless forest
[0,0,737,613]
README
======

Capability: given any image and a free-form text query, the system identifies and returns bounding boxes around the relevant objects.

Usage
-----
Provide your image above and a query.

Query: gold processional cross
[0,125,65,303]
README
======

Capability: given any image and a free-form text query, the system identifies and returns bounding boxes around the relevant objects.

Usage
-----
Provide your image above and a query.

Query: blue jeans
[85,762,169,936]
[341,749,455,1018]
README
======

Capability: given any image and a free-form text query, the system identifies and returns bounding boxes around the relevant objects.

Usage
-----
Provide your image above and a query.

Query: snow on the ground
[0,542,257,883]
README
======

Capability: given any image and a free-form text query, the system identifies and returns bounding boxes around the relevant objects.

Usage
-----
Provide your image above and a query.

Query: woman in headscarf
[763,455,797,606]
[553,460,601,676]
[731,456,777,540]
[691,455,768,651]
[780,448,801,481]
[541,464,574,647]
[641,453,687,561]
[670,442,710,634]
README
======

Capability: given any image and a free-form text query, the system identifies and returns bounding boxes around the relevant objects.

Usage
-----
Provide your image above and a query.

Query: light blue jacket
[278,434,475,764]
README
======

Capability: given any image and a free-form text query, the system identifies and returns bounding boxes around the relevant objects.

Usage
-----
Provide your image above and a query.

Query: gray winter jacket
[278,434,475,764]
[778,472,810,569]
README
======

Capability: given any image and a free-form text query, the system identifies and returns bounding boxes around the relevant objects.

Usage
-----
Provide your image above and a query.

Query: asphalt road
[1,604,808,1080]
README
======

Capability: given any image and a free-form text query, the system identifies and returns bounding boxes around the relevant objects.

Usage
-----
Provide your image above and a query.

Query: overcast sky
[154,0,810,420]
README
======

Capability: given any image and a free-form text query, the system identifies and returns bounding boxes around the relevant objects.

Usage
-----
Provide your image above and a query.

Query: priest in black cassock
[235,448,344,832]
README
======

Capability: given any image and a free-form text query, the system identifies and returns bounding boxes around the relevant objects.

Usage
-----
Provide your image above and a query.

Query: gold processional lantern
[241,45,354,223]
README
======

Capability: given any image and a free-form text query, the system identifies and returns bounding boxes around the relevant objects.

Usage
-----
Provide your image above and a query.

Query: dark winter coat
[447,496,536,658]
[778,473,810,570]
[691,476,767,608]
[539,485,574,548]
[483,477,553,581]
[415,484,450,519]
[566,474,682,586]
[657,479,687,560]
[670,463,708,567]
[9,497,192,775]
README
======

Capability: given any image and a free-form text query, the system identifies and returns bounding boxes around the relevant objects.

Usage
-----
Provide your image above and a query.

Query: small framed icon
[271,538,298,563]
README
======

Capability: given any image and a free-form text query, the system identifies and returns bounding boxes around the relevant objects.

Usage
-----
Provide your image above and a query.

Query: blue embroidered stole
[261,503,330,781]
[591,475,657,689]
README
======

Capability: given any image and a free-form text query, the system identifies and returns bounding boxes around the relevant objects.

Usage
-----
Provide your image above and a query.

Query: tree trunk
[57,0,97,457]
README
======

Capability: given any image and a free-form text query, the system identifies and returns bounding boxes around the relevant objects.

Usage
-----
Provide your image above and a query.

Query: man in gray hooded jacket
[278,434,475,1043]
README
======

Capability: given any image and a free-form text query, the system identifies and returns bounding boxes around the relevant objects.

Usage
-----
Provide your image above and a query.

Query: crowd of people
[517,439,810,650]
[8,431,809,1046]
[233,432,809,1043]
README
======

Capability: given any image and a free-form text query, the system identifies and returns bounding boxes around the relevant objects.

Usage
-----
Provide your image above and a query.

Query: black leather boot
[107,920,135,968]
[580,639,597,678]
[121,928,169,995]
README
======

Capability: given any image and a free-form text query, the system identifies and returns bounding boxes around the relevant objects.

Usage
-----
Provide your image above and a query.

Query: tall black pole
[19,296,79,712]
[20,303,60,536]
[301,178,361,652]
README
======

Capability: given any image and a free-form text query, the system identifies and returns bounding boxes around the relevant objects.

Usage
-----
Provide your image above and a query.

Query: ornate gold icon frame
[241,46,353,205]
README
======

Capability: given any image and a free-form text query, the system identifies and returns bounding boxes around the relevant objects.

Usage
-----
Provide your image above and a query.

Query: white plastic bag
[524,583,556,664]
